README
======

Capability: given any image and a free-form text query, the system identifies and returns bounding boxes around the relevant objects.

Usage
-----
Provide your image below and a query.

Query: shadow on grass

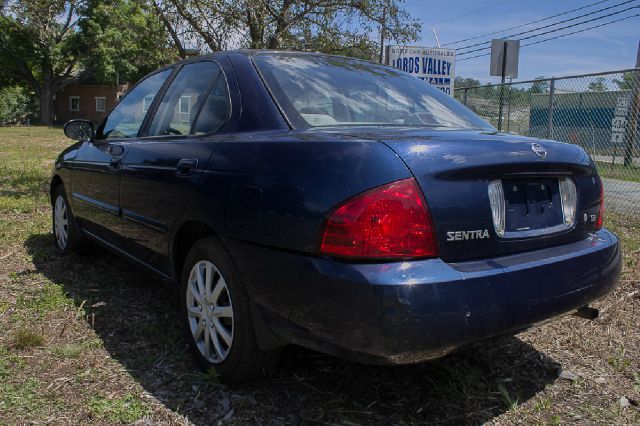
[26,232,560,424]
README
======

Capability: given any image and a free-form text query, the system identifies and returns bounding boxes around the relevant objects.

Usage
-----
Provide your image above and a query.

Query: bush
[0,86,36,125]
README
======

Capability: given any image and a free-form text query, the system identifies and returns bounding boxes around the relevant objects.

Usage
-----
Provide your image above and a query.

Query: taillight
[320,178,438,259]
[596,178,604,230]
[559,177,577,226]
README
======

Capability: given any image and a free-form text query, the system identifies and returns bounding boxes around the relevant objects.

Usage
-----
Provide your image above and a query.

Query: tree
[152,0,420,58]
[0,0,177,124]
[613,71,635,90]
[587,76,607,92]
[78,0,177,85]
[529,76,549,94]
[454,76,481,89]
[0,0,84,125]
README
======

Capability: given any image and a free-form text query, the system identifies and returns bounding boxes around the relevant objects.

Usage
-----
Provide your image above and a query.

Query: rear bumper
[227,229,621,364]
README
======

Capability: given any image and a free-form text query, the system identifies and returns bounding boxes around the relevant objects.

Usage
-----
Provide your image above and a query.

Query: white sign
[615,96,630,116]
[611,132,625,145]
[610,94,630,145]
[385,45,456,95]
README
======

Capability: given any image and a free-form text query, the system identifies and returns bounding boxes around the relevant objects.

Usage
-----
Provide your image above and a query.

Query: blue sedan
[51,50,621,383]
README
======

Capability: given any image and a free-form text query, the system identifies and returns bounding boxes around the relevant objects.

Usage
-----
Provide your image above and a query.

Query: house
[54,84,128,125]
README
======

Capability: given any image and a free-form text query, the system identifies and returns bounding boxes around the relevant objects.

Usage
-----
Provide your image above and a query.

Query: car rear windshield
[253,53,494,130]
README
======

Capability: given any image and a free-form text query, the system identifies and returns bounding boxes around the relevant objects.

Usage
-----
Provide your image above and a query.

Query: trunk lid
[326,128,603,261]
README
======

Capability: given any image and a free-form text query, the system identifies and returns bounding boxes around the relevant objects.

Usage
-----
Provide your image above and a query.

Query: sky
[402,0,640,83]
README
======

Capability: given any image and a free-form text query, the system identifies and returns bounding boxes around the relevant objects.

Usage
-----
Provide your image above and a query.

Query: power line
[455,0,637,52]
[457,4,639,56]
[443,0,614,46]
[405,0,514,26]
[457,13,639,61]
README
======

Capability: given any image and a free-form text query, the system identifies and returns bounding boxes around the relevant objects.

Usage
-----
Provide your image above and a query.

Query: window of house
[69,96,80,112]
[179,96,190,114]
[95,97,106,112]
[142,95,155,113]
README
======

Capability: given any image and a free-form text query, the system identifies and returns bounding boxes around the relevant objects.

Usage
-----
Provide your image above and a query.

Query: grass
[13,328,44,350]
[596,161,640,183]
[0,125,639,424]
[88,394,150,423]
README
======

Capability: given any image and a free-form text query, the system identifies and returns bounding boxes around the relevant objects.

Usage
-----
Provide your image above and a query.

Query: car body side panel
[198,132,413,253]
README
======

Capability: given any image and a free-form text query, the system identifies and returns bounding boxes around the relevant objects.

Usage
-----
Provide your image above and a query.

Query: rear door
[118,59,234,275]
[71,68,172,244]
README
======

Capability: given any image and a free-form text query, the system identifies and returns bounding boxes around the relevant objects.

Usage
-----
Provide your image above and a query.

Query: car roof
[173,49,378,67]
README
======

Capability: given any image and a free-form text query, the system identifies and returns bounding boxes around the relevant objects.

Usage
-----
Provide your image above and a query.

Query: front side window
[253,54,494,130]
[148,61,224,136]
[98,69,171,139]
[69,96,79,112]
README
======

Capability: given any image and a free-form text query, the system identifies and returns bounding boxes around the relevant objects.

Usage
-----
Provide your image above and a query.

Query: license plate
[502,178,563,232]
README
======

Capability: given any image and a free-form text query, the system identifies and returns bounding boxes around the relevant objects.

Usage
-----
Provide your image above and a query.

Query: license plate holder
[502,178,563,232]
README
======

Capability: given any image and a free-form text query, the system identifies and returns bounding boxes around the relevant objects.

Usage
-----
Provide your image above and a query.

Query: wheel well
[50,175,63,204]
[173,220,217,280]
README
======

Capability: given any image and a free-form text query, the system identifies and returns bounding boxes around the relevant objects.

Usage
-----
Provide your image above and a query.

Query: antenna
[432,27,441,48]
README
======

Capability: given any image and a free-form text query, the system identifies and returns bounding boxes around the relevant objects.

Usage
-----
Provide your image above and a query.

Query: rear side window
[98,69,171,139]
[147,61,227,136]
[191,75,230,135]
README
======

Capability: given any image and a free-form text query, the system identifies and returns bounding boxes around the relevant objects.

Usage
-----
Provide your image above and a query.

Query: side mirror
[64,119,94,142]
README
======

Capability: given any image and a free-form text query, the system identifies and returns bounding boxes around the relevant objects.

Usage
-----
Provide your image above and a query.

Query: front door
[72,67,174,245]
[71,140,125,243]
[119,60,232,275]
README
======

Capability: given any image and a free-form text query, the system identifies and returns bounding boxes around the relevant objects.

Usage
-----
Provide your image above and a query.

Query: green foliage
[455,76,481,89]
[588,77,607,92]
[13,328,44,350]
[530,76,549,94]
[0,86,35,124]
[88,394,150,423]
[613,72,636,90]
[78,0,177,85]
[156,0,420,58]
[498,383,518,411]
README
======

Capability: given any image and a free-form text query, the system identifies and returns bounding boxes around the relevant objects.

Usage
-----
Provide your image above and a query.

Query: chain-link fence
[455,69,640,215]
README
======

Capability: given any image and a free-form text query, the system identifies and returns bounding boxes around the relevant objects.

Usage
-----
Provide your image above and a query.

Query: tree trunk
[39,58,54,126]
[246,8,265,48]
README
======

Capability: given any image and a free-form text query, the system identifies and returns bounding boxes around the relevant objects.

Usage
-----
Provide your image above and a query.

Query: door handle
[176,158,198,175]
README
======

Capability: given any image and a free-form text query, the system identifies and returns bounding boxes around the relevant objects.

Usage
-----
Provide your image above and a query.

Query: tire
[52,185,84,253]
[180,237,280,384]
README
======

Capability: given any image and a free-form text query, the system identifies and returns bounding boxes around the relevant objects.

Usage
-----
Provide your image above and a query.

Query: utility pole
[497,41,508,131]
[379,4,387,64]
[623,40,640,167]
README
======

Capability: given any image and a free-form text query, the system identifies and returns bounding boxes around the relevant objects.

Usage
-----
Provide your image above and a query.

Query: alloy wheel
[186,260,234,363]
[54,195,69,249]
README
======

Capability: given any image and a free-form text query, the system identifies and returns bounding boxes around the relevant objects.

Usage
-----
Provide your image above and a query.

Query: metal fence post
[547,78,555,139]
[463,88,468,105]
[623,43,640,167]
[623,70,640,167]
